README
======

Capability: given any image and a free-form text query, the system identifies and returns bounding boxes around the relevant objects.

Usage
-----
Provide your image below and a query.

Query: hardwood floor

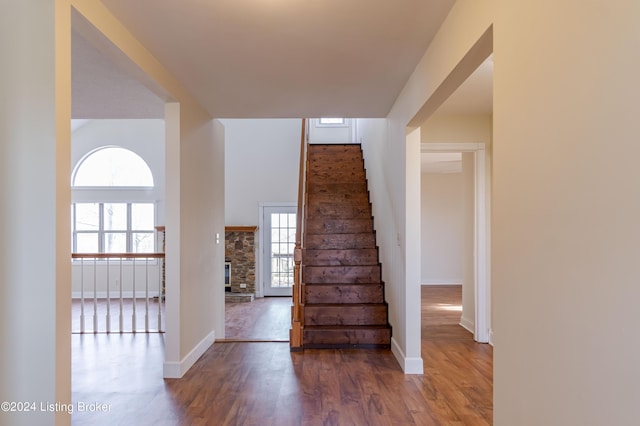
[224,297,291,341]
[72,285,492,425]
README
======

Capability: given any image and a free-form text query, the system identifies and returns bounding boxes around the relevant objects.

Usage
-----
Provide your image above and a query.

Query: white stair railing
[71,253,165,334]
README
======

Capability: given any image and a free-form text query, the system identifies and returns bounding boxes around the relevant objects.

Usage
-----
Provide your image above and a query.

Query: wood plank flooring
[224,297,291,341]
[72,285,492,425]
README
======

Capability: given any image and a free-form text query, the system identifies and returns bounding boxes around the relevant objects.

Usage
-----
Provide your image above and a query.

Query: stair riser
[303,249,378,266]
[305,234,376,249]
[304,284,384,304]
[303,329,391,347]
[304,305,388,326]
[304,265,381,284]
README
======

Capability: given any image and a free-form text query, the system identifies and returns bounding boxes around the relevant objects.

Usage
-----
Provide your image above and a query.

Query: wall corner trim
[163,330,215,378]
[391,338,424,374]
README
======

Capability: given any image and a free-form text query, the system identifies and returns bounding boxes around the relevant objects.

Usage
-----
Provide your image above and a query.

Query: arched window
[72,146,156,253]
[73,146,154,187]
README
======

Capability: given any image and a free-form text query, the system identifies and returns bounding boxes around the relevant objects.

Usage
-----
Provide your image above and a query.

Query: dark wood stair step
[303,265,381,283]
[303,325,391,348]
[305,233,376,249]
[304,219,373,235]
[307,192,370,205]
[308,144,362,154]
[304,303,388,326]
[303,248,378,266]
[304,283,384,304]
[306,203,371,218]
[308,170,366,182]
[309,154,363,163]
[307,182,368,194]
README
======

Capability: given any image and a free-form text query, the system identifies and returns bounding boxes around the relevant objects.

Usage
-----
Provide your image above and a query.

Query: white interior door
[262,206,296,296]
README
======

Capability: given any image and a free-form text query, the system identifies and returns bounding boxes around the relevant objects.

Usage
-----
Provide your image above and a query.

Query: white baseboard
[459,316,474,334]
[391,337,424,374]
[72,291,160,299]
[489,329,494,346]
[163,330,215,379]
[421,280,462,286]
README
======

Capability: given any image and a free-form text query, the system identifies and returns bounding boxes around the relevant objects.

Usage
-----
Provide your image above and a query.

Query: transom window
[73,146,154,187]
[318,117,346,126]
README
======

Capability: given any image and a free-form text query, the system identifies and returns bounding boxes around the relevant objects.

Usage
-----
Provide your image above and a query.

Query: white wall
[222,119,300,226]
[391,0,640,424]
[491,1,640,424]
[359,118,424,374]
[420,171,464,285]
[0,2,72,425]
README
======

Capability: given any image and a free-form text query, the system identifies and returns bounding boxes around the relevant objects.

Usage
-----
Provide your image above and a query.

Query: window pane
[104,203,127,231]
[132,232,154,253]
[132,203,154,230]
[75,203,99,231]
[104,232,126,253]
[76,233,98,253]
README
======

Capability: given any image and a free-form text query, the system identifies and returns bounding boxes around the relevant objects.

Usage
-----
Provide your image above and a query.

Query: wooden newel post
[290,119,307,351]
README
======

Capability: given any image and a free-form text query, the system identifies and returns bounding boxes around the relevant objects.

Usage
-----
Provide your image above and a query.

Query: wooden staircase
[300,144,391,348]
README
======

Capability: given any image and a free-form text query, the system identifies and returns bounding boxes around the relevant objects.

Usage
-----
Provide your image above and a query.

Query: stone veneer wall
[225,228,256,294]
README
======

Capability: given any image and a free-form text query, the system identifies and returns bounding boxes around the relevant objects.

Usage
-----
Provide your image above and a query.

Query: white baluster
[119,257,123,333]
[80,257,85,334]
[93,257,98,333]
[131,257,136,332]
[106,257,111,333]
[145,257,150,332]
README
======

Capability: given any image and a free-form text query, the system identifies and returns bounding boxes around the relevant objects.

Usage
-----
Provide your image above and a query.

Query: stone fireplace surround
[224,226,257,302]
